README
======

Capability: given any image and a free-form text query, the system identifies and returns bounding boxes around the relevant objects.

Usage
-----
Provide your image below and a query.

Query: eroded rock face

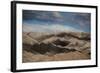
[23,32,91,62]
[52,39,70,47]
[25,42,75,54]
[23,33,38,45]
[23,32,90,55]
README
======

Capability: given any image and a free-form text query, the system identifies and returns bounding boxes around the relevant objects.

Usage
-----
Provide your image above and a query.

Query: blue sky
[23,10,91,33]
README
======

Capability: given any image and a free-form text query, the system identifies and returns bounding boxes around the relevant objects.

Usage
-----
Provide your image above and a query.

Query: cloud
[23,23,83,33]
[23,10,64,23]
[71,13,91,26]
[23,10,90,26]
[53,12,62,18]
[23,10,91,32]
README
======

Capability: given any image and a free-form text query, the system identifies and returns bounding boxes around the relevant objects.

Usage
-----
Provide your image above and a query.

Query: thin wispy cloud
[23,23,82,33]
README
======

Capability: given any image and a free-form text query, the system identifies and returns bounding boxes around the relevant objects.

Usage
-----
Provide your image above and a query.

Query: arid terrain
[22,32,91,63]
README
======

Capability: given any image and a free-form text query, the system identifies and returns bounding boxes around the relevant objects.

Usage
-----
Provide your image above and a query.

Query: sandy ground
[23,50,90,63]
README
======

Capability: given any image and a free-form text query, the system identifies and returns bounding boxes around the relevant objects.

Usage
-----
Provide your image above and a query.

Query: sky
[22,10,91,33]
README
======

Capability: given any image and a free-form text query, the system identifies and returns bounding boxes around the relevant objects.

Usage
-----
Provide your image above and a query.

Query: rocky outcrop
[56,32,90,40]
[23,32,90,55]
[24,42,76,54]
[23,31,91,62]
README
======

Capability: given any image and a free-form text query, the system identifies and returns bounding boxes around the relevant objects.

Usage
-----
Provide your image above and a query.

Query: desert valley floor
[22,32,91,63]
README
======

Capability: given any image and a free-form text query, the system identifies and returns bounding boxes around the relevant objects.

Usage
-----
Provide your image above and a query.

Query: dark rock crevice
[23,42,77,55]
